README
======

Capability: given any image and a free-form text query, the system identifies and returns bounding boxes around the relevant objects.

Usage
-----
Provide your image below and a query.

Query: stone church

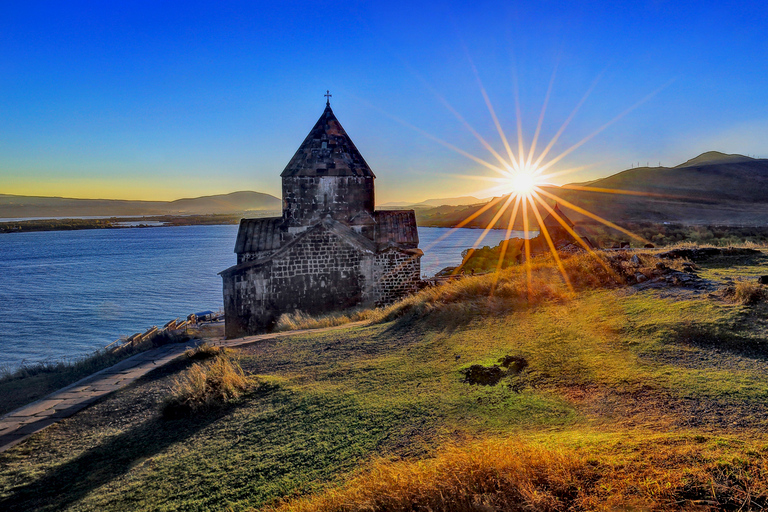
[220,97,423,338]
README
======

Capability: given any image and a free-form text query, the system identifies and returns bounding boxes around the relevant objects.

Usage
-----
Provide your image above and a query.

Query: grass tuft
[163,353,250,418]
[726,281,768,305]
[184,342,225,360]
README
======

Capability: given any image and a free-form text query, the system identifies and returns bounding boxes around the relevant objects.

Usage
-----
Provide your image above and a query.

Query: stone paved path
[0,321,365,454]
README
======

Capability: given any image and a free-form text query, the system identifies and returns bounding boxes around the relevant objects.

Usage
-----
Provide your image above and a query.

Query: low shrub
[163,354,250,418]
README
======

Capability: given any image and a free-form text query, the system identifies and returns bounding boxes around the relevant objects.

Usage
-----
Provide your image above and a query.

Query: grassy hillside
[1,249,768,510]
[416,152,768,231]
[0,191,281,218]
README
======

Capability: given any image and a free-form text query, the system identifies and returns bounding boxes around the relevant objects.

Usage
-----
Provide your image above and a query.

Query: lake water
[0,225,523,369]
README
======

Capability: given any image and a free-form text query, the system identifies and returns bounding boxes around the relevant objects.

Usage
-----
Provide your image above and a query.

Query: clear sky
[1,0,767,204]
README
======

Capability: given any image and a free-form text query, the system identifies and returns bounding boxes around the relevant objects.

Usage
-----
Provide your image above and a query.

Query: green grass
[2,253,768,510]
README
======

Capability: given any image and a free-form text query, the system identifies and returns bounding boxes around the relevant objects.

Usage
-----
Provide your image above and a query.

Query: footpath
[0,322,364,453]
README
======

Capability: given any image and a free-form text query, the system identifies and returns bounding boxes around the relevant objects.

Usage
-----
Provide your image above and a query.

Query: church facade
[220,99,422,338]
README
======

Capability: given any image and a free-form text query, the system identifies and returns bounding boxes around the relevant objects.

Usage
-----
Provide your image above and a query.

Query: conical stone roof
[281,104,375,178]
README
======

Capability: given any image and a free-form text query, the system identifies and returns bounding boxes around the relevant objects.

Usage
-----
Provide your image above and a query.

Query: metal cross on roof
[324,90,332,106]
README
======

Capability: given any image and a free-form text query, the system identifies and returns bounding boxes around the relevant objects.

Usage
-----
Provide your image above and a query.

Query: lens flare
[507,169,538,196]
[373,59,667,297]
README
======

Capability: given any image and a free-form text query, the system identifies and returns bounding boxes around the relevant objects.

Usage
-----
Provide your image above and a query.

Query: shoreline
[0,214,523,235]
[0,213,251,234]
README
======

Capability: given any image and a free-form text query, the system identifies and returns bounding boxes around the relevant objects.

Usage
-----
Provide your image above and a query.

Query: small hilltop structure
[220,93,423,338]
[453,203,595,274]
[530,203,595,253]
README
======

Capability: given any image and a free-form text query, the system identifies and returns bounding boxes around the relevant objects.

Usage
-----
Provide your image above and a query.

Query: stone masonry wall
[373,249,422,306]
[282,176,374,227]
[223,265,273,338]
[270,230,374,314]
[224,228,376,337]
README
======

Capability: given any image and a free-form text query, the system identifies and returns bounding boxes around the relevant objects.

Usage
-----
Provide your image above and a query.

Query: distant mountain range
[0,191,282,218]
[3,152,765,226]
[380,196,487,208]
[416,152,768,229]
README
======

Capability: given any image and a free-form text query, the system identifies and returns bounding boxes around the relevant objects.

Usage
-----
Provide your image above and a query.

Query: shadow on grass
[672,320,768,359]
[0,368,276,512]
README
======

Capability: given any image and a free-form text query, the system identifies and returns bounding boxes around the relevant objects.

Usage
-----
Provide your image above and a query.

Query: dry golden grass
[163,353,250,417]
[265,436,768,512]
[273,252,678,331]
[184,342,225,360]
[727,281,768,305]
[374,251,670,324]
[275,309,378,331]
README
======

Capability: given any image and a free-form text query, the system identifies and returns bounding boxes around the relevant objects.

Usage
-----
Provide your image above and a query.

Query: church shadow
[1,367,270,511]
[383,306,481,337]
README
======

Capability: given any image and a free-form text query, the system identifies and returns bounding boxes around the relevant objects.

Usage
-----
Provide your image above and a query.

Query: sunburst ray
[521,195,533,297]
[535,79,675,176]
[527,195,574,292]
[418,195,507,255]
[466,55,519,169]
[529,191,619,279]
[453,194,517,275]
[531,70,605,170]
[536,187,651,245]
[526,60,559,169]
[494,194,523,282]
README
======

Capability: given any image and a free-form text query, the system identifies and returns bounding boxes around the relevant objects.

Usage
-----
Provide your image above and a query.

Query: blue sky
[1,0,767,203]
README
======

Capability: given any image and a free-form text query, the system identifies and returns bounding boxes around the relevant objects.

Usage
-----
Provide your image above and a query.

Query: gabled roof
[374,210,419,248]
[281,105,376,178]
[542,204,574,229]
[220,216,375,277]
[234,217,284,254]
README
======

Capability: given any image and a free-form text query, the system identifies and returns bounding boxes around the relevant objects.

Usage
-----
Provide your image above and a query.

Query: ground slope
[1,251,768,510]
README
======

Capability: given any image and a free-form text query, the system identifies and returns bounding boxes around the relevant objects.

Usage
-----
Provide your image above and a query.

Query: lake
[0,225,526,369]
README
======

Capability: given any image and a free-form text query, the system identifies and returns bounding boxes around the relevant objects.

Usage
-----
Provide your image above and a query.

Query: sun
[504,165,545,196]
[508,170,537,195]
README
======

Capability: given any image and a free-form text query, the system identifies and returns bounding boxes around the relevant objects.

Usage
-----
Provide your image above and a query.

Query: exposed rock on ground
[461,365,505,386]
[658,247,762,261]
[462,355,529,386]
[498,355,528,373]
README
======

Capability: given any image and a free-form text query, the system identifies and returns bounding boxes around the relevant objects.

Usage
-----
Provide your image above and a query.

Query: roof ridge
[280,105,375,178]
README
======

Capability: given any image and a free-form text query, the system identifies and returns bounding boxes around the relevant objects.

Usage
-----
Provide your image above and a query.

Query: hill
[417,152,768,231]
[579,151,768,203]
[0,191,281,219]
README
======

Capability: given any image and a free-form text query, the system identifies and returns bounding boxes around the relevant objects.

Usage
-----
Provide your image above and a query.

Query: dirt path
[0,321,366,453]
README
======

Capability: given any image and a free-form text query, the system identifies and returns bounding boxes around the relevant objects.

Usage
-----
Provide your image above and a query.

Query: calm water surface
[0,225,521,369]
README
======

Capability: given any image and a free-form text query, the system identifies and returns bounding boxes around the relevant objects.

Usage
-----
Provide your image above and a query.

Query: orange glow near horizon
[1,178,282,203]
